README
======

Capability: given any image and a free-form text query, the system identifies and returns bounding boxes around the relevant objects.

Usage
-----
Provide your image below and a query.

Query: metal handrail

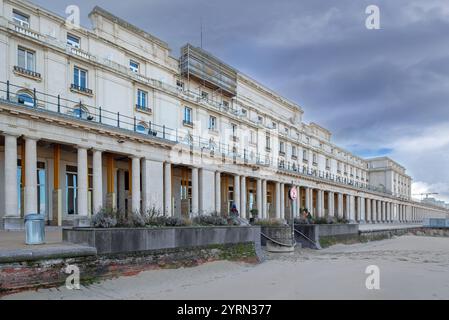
[293,227,321,249]
[260,231,296,248]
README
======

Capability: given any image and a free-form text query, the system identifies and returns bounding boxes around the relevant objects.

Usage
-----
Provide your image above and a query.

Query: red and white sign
[289,187,298,201]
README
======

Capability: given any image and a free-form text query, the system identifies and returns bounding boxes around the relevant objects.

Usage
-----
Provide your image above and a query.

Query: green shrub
[252,218,286,227]
[91,208,117,228]
[193,215,228,226]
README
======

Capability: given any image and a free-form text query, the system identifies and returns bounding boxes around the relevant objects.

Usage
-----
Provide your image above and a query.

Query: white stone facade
[0,0,447,229]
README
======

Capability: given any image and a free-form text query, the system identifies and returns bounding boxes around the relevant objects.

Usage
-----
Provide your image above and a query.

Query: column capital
[1,131,21,138]
[23,135,40,141]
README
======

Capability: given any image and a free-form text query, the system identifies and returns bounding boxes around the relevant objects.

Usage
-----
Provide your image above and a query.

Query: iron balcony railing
[1,79,398,198]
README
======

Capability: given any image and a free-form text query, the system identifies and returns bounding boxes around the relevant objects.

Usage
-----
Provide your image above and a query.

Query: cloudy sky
[32,0,449,202]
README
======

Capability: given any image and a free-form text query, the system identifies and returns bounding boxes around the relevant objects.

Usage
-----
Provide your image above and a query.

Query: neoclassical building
[0,0,447,230]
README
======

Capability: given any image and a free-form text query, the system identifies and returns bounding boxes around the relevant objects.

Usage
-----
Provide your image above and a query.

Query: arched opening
[16,90,34,107]
[136,121,148,134]
[72,104,91,120]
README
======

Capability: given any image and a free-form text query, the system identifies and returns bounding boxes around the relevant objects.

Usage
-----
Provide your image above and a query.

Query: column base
[73,217,91,227]
[358,220,366,224]
[3,217,24,230]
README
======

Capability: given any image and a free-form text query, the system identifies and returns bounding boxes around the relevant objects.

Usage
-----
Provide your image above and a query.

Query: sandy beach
[4,235,449,300]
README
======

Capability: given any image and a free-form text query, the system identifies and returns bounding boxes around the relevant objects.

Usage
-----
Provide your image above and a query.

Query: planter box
[63,226,261,255]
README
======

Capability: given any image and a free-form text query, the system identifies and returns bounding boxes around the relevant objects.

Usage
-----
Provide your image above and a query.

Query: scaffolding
[180,44,237,97]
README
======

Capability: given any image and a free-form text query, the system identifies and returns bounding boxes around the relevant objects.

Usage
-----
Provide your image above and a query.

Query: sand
[3,235,449,300]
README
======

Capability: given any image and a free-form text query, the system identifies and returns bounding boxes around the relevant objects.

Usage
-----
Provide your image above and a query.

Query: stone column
[337,193,343,218]
[381,201,385,222]
[356,197,361,222]
[24,137,38,216]
[372,200,377,224]
[275,182,281,219]
[328,192,334,218]
[215,171,221,214]
[3,134,20,230]
[296,186,301,218]
[366,198,371,223]
[345,195,351,220]
[92,149,103,214]
[280,183,285,219]
[262,180,267,219]
[131,157,141,214]
[240,176,247,218]
[233,174,240,214]
[76,146,89,226]
[376,200,381,222]
[317,190,324,218]
[164,162,172,216]
[305,187,311,213]
[256,178,262,217]
[349,195,356,222]
[191,167,199,216]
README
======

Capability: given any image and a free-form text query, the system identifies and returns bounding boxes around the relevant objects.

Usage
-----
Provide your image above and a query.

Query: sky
[31,0,449,202]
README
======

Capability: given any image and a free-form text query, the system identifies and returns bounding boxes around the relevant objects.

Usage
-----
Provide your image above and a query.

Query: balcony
[279,150,286,157]
[70,84,93,96]
[183,120,193,127]
[13,66,41,81]
[135,104,152,114]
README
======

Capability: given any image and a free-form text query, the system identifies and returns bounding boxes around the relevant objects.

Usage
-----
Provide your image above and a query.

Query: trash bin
[24,214,45,245]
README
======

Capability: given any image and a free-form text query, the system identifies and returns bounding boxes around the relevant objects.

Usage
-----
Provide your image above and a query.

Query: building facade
[0,0,447,230]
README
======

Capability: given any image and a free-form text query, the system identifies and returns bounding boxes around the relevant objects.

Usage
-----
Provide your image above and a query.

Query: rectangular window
[303,150,308,161]
[176,80,184,90]
[184,107,192,124]
[250,130,256,144]
[292,146,297,158]
[137,89,147,110]
[13,10,29,28]
[279,141,285,154]
[67,33,80,48]
[65,165,78,215]
[209,116,217,130]
[130,60,139,73]
[313,153,317,165]
[266,134,271,150]
[18,47,35,71]
[231,124,237,137]
[73,66,87,90]
[326,158,330,169]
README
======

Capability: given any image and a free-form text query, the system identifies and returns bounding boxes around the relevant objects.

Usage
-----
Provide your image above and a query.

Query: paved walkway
[358,223,422,232]
[0,227,63,250]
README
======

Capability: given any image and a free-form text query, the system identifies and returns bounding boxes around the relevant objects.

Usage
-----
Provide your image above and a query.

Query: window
[18,47,35,72]
[313,153,317,165]
[17,91,34,107]
[73,104,90,119]
[176,80,184,90]
[73,66,87,90]
[209,116,217,130]
[292,146,297,158]
[67,34,80,48]
[272,122,277,129]
[13,10,29,28]
[241,108,247,117]
[137,89,148,110]
[129,60,139,73]
[303,150,308,161]
[231,124,237,139]
[183,106,192,125]
[136,122,147,134]
[326,158,330,169]
[66,165,78,215]
[266,134,271,150]
[250,130,256,144]
[279,141,285,154]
